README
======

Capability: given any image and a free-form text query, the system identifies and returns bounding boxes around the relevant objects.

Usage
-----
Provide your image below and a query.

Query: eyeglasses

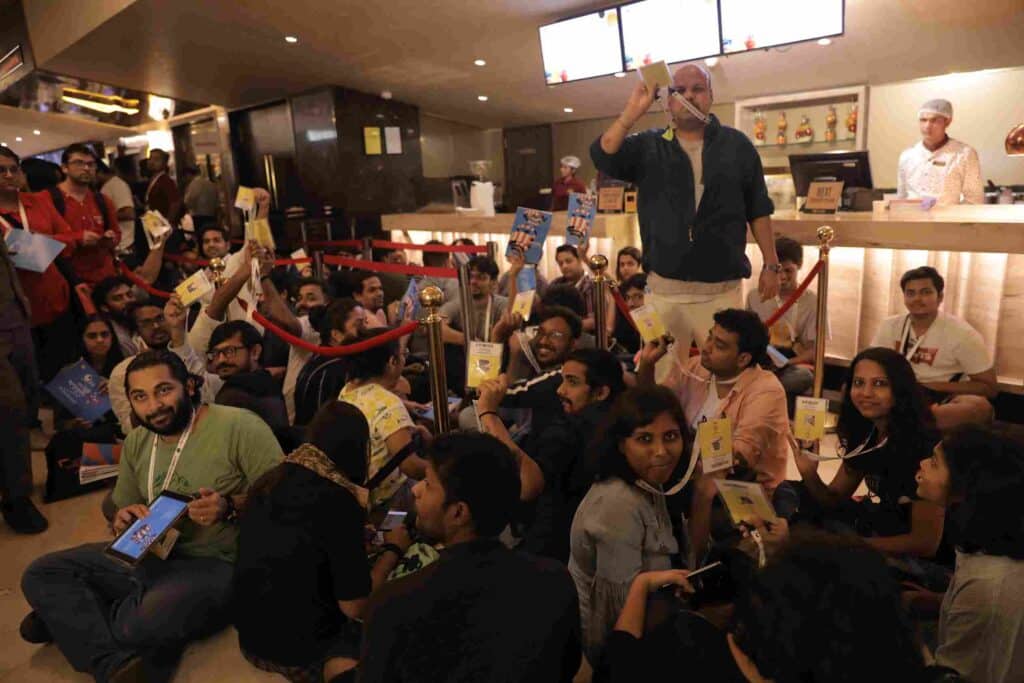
[536,328,569,342]
[207,345,247,362]
[0,165,20,176]
[67,160,97,168]
[136,315,165,329]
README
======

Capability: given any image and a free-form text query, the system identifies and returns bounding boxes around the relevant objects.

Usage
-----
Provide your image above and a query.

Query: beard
[134,394,193,436]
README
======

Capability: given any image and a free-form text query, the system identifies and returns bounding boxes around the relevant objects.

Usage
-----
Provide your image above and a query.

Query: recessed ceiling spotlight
[477,95,489,101]
[285,35,298,44]
[474,59,486,66]
[563,107,574,113]
[817,38,831,46]
[381,90,393,100]
[15,136,22,142]
[614,72,626,78]
[32,129,40,135]
[705,57,719,67]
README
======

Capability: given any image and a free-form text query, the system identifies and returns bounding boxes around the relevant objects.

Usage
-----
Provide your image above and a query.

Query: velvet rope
[322,254,458,278]
[764,259,825,328]
[371,240,488,254]
[119,262,171,299]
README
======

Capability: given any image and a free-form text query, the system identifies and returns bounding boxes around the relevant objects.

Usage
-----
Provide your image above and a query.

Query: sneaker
[19,611,52,644]
[1,497,48,534]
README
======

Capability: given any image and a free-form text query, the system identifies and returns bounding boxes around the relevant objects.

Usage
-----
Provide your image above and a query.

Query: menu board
[539,9,624,84]
[620,0,721,70]
[721,0,843,53]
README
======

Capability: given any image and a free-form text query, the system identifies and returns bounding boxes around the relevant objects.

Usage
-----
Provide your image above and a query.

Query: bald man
[591,64,779,379]
[897,99,984,205]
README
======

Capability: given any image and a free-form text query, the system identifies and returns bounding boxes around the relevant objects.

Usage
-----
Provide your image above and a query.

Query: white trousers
[647,285,743,382]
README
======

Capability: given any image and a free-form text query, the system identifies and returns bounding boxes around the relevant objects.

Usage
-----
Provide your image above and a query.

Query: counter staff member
[591,63,779,380]
[897,99,984,205]
[551,155,587,211]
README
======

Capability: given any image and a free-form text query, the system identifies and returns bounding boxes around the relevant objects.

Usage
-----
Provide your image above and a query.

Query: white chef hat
[560,155,581,170]
[918,99,953,120]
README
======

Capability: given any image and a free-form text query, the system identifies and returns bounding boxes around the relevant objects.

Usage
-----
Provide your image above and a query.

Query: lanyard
[147,410,196,503]
[145,171,165,202]
[0,200,31,237]
[482,295,493,343]
[799,427,889,462]
[900,315,930,362]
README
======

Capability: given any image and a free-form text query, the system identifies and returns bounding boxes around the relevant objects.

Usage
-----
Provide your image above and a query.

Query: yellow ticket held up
[466,341,503,388]
[511,290,535,322]
[793,397,828,441]
[714,479,778,526]
[246,218,276,250]
[175,269,214,307]
[234,186,255,211]
[698,417,733,474]
[630,303,666,343]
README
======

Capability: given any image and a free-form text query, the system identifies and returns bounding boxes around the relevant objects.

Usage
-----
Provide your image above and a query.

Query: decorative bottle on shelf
[776,111,788,145]
[846,104,858,138]
[795,115,813,143]
[824,106,837,143]
[753,110,766,146]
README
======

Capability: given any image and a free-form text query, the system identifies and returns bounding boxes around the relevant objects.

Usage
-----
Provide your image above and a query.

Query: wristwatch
[763,263,782,273]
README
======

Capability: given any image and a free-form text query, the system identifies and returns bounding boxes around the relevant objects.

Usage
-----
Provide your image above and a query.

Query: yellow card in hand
[246,218,275,250]
[630,303,666,343]
[698,417,733,473]
[794,396,828,441]
[714,479,778,526]
[174,269,214,306]
[466,341,503,388]
[234,187,255,211]
[511,290,535,321]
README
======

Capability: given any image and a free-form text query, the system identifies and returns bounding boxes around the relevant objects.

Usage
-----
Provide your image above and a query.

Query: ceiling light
[817,38,831,46]
[32,129,40,135]
[705,57,719,67]
[563,107,574,113]
[61,88,140,115]
[15,137,22,142]
[477,95,488,101]
[474,59,486,66]
[381,90,393,100]
[285,35,298,43]
[614,72,626,78]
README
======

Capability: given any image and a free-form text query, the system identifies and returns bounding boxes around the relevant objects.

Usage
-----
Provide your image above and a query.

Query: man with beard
[20,350,282,682]
[293,298,367,427]
[359,432,580,683]
[205,320,288,436]
[478,349,625,561]
[91,276,140,356]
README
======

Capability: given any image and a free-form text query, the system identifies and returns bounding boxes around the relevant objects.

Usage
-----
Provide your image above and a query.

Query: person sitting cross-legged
[20,350,283,683]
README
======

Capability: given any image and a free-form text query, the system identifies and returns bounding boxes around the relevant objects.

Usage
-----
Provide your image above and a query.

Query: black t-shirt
[234,465,371,666]
[842,431,938,507]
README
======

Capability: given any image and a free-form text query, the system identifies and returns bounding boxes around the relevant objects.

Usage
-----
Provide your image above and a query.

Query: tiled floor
[0,420,842,682]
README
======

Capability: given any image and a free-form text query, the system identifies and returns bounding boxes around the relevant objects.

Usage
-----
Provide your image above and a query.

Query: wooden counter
[383,206,1024,388]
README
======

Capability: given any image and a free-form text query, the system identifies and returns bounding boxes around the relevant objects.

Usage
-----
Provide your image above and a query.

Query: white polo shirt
[871,312,991,384]
[896,137,984,206]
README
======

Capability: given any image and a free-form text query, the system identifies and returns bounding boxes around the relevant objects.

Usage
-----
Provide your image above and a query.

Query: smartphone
[380,510,407,531]
[105,490,192,566]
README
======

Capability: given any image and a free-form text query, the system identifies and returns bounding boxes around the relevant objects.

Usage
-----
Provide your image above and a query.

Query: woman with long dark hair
[615,246,642,283]
[79,314,125,378]
[569,385,693,668]
[915,426,1024,682]
[235,401,413,683]
[793,347,945,558]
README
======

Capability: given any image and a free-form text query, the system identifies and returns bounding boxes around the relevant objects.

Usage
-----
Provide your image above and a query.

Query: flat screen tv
[620,0,722,70]
[720,0,844,54]
[539,9,625,85]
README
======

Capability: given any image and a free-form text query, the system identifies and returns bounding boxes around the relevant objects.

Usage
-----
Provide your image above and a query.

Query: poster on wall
[384,126,403,154]
[363,127,382,155]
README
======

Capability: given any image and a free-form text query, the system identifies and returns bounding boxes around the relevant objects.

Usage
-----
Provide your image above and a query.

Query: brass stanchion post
[486,240,498,263]
[208,257,227,288]
[588,254,610,351]
[420,285,451,434]
[812,225,834,399]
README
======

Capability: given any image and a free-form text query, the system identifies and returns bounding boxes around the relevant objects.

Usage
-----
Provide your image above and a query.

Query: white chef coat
[896,137,984,206]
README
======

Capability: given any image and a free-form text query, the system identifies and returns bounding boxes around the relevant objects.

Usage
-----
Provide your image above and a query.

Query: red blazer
[0,192,73,327]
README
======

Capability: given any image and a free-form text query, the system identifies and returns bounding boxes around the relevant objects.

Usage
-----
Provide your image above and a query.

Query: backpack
[46,186,113,233]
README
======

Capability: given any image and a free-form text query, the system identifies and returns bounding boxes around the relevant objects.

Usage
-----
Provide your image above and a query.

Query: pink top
[663,355,790,492]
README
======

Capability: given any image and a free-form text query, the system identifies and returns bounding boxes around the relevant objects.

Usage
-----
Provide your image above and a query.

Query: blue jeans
[21,542,233,682]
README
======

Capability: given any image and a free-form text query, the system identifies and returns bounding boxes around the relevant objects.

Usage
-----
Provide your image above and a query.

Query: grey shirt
[440,294,508,343]
[568,478,678,666]
[936,551,1024,683]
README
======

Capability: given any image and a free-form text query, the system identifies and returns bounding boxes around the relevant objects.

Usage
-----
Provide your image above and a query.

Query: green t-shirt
[112,404,284,562]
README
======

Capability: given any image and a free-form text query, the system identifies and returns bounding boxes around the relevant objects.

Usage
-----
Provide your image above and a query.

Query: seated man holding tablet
[21,350,283,683]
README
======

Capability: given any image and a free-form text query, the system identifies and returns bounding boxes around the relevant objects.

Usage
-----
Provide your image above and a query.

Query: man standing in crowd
[91,276,140,356]
[359,432,581,683]
[145,149,182,223]
[897,99,983,205]
[97,160,137,256]
[592,64,780,379]
[181,164,219,230]
[551,155,587,211]
[871,266,995,430]
[639,309,790,563]
[21,351,282,682]
[50,143,120,286]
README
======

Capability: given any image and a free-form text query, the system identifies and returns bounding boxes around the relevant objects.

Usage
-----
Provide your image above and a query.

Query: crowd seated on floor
[1,146,1020,683]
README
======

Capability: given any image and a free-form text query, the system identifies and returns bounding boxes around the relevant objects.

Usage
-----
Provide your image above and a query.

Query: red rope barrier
[119,262,172,299]
[322,254,457,278]
[247,305,420,356]
[371,240,487,254]
[764,259,824,328]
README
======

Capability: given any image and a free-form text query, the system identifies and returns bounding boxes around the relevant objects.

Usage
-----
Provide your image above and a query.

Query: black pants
[0,324,38,499]
[31,310,79,383]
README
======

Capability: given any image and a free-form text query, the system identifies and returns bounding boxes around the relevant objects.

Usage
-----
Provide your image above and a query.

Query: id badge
[698,418,733,473]
[149,528,180,560]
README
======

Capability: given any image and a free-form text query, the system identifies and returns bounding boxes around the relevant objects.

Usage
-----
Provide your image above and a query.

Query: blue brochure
[45,360,111,423]
[5,229,64,273]
[397,278,421,321]
[565,192,597,246]
[505,207,552,265]
[516,266,537,292]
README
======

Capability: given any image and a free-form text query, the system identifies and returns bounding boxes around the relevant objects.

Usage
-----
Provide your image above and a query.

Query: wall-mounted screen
[720,0,844,53]
[620,0,721,70]
[539,9,624,85]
